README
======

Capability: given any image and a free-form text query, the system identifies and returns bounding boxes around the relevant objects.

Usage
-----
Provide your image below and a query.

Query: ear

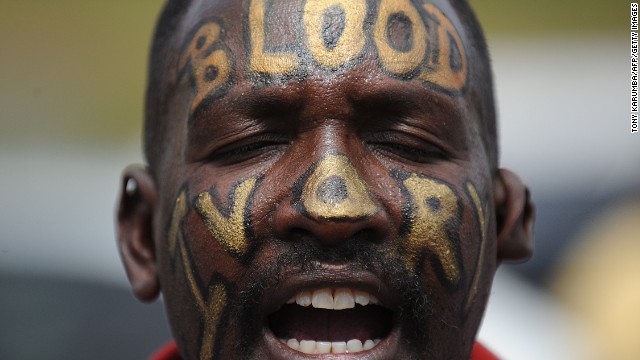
[116,165,160,302]
[493,168,535,263]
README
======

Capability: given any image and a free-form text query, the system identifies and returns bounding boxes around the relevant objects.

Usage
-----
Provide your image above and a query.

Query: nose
[272,154,390,247]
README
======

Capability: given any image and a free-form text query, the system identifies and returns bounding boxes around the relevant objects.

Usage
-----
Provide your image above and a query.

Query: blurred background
[0,1,637,359]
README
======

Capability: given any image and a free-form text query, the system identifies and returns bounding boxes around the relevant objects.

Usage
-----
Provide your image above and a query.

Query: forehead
[173,0,474,111]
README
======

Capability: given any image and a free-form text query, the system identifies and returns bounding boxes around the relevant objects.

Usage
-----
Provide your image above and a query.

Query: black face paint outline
[292,152,380,223]
[243,0,308,88]
[299,0,374,72]
[321,4,347,51]
[391,168,464,292]
[176,241,234,360]
[369,0,430,81]
[194,176,263,265]
[177,16,236,123]
[385,11,415,53]
[416,0,468,96]
[461,179,490,318]
[166,184,234,360]
[180,0,468,117]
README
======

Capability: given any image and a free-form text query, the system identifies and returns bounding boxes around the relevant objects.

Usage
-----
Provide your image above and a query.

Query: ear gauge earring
[125,178,138,197]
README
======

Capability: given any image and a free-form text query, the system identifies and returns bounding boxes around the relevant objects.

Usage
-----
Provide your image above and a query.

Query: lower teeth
[283,338,381,354]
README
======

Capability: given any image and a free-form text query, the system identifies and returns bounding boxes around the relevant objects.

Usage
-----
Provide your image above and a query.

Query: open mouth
[267,287,394,355]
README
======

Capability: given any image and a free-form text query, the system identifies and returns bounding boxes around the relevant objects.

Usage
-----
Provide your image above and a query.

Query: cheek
[391,171,495,318]
[393,171,463,290]
[160,183,254,360]
[462,181,496,314]
[195,177,259,261]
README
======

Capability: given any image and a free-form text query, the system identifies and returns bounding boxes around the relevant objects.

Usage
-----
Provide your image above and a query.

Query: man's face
[150,0,498,358]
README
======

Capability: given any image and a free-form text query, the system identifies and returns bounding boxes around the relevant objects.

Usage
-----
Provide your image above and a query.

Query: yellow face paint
[181,1,470,115]
[177,20,234,116]
[168,189,230,360]
[374,0,428,76]
[299,154,379,220]
[464,181,489,313]
[419,4,468,92]
[248,0,299,74]
[243,0,467,89]
[199,282,228,360]
[195,177,257,259]
[303,0,367,68]
[400,172,461,287]
[168,190,187,255]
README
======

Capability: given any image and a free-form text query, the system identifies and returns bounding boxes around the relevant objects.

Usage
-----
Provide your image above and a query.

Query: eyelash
[207,137,290,165]
[367,135,446,164]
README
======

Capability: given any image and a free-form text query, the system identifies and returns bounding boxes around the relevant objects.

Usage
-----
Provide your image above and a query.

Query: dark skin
[117,0,534,358]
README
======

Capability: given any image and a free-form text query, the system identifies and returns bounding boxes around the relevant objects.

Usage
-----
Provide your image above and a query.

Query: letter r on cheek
[400,173,462,287]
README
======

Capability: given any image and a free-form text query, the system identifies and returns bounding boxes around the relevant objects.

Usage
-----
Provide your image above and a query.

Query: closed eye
[206,135,291,166]
[366,132,447,164]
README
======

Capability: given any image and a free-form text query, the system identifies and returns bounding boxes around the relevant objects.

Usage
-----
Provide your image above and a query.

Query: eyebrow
[190,85,306,126]
[347,81,470,155]
[349,81,464,124]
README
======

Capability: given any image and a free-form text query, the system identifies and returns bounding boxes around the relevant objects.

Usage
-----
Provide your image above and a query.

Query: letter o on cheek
[303,0,367,68]
[374,0,427,76]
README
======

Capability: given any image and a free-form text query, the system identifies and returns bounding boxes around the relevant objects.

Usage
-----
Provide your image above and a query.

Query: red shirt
[151,341,499,359]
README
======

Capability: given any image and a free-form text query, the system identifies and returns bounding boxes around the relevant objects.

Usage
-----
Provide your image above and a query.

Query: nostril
[351,229,383,245]
[288,228,314,242]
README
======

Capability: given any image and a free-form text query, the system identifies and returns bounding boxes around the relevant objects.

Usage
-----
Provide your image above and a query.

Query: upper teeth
[286,288,380,310]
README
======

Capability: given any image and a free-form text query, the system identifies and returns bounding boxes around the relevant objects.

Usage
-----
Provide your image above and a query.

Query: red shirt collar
[150,341,499,360]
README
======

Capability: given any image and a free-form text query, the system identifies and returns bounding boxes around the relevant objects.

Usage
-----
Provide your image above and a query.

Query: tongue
[269,304,392,342]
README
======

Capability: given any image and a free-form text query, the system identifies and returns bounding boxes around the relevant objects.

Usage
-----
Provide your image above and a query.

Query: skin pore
[117,0,535,359]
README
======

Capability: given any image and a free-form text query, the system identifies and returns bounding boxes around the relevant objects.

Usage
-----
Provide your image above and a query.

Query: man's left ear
[116,165,160,302]
[493,168,535,263]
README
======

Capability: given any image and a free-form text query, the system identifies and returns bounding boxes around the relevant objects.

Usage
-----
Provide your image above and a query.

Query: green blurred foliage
[471,0,621,36]
[0,0,164,144]
[0,0,623,144]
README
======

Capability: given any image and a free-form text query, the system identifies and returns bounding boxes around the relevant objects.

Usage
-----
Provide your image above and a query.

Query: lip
[259,263,401,359]
[259,263,399,316]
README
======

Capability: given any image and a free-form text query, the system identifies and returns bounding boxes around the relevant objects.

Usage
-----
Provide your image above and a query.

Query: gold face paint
[177,20,234,116]
[248,0,299,74]
[195,177,257,259]
[419,4,468,92]
[464,181,489,313]
[168,190,188,255]
[199,282,228,360]
[168,189,230,360]
[374,0,428,76]
[181,1,469,114]
[303,0,367,68]
[243,0,467,88]
[401,173,461,287]
[299,154,378,220]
